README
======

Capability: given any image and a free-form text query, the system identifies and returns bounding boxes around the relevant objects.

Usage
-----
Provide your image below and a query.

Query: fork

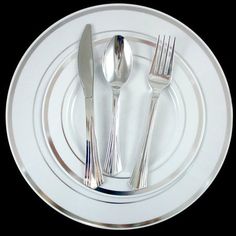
[129,35,176,190]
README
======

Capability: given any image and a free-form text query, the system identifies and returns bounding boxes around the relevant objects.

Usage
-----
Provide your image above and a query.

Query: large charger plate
[6,4,232,229]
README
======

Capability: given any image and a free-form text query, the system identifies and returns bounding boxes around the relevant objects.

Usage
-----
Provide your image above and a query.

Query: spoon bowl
[103,35,133,89]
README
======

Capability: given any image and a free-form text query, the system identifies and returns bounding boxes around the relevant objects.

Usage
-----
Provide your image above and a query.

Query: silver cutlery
[78,24,104,188]
[129,36,176,190]
[102,35,133,176]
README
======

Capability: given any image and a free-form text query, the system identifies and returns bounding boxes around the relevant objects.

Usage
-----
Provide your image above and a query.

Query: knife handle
[84,97,104,189]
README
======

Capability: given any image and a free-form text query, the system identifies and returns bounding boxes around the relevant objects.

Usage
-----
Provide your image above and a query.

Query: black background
[1,0,235,234]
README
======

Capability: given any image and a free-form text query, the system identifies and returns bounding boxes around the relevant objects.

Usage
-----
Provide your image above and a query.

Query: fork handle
[129,95,159,190]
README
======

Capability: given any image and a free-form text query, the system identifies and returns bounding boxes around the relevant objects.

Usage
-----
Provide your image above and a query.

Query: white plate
[6,4,232,229]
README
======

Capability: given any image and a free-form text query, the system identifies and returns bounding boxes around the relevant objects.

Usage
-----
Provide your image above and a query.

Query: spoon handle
[103,89,122,176]
[84,97,104,188]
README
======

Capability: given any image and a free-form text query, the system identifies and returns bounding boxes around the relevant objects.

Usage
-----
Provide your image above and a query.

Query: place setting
[6,4,232,229]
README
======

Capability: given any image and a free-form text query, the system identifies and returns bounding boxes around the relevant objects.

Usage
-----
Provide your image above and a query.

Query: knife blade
[78,24,103,188]
[78,24,94,98]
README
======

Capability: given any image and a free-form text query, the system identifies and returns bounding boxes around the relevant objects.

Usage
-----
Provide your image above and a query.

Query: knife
[78,24,104,189]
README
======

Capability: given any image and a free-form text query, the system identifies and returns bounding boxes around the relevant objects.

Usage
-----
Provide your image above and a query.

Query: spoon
[102,35,133,176]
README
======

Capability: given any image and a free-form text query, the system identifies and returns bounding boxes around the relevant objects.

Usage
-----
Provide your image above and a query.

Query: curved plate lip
[5,3,233,230]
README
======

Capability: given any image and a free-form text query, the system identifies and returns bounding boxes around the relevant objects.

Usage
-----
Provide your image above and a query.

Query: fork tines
[150,35,176,78]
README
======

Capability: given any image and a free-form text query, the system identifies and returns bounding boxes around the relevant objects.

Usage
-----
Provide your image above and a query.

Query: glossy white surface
[6,4,232,229]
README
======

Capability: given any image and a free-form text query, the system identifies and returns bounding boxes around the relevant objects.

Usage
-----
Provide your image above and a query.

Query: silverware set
[78,24,176,189]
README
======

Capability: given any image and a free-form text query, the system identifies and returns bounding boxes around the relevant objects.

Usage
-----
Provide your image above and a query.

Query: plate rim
[5,3,233,230]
